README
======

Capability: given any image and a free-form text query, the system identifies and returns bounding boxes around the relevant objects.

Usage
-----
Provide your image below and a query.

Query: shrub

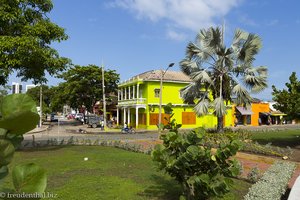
[244,161,296,200]
[247,166,261,183]
[152,127,242,200]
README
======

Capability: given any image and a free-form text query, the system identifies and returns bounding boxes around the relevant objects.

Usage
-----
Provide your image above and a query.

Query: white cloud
[266,19,279,26]
[238,14,258,26]
[166,29,187,41]
[110,0,242,32]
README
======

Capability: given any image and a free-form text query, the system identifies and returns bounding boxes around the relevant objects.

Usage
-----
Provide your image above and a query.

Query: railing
[118,98,146,106]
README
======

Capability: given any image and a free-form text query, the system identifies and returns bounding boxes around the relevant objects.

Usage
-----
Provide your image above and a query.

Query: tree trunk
[217,116,224,133]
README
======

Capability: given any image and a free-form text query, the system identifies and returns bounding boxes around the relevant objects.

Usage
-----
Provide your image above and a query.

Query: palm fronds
[194,98,210,116]
[213,97,227,117]
[232,84,253,106]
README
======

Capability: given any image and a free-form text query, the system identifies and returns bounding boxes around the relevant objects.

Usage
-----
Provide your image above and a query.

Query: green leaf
[12,163,47,194]
[0,128,7,138]
[6,133,24,149]
[211,155,216,161]
[0,139,15,167]
[0,166,9,180]
[0,111,39,135]
[0,94,37,118]
[186,145,199,157]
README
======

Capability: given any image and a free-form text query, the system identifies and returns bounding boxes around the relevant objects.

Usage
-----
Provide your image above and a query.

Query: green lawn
[251,129,300,147]
[1,146,250,200]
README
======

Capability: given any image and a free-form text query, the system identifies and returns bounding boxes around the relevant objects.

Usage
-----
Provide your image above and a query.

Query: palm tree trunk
[217,116,224,133]
[217,74,224,133]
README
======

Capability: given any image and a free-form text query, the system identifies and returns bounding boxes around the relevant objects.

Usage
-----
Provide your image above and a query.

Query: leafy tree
[0,85,10,104]
[152,127,241,199]
[0,0,71,85]
[272,72,300,120]
[56,65,120,113]
[26,85,55,114]
[48,84,68,112]
[180,27,268,132]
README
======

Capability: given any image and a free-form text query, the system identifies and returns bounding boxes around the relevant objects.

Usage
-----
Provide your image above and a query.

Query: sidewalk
[27,125,49,134]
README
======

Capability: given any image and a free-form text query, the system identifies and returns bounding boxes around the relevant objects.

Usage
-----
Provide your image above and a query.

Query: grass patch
[251,130,300,148]
[1,146,250,199]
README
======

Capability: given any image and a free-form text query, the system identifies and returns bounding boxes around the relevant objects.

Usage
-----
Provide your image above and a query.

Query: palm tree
[180,27,268,132]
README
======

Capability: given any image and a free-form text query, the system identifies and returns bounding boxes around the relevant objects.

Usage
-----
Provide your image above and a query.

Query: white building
[25,84,36,92]
[12,82,22,94]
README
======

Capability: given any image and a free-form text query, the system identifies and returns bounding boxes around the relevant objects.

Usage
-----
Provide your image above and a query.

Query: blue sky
[9,0,300,100]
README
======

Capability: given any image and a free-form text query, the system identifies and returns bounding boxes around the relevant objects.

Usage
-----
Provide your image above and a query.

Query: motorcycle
[121,126,136,134]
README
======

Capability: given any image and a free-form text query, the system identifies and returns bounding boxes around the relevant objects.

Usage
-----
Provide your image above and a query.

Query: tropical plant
[0,94,47,195]
[152,127,242,200]
[272,72,300,120]
[180,27,268,132]
[162,103,182,132]
[0,0,71,85]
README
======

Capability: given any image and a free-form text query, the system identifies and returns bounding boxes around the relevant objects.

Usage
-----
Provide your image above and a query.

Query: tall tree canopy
[0,0,70,85]
[56,65,120,113]
[180,27,268,132]
[26,85,56,113]
[272,72,300,120]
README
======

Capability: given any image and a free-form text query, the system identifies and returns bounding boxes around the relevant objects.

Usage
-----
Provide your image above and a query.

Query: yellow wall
[120,80,234,130]
[146,81,187,105]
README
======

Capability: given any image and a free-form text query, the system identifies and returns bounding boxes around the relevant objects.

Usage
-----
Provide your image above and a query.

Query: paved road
[24,119,160,145]
[24,118,300,145]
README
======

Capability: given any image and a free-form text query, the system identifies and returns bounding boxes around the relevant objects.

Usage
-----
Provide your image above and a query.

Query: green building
[117,70,233,130]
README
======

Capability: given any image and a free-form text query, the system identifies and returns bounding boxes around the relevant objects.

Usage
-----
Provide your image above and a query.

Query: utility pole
[158,63,174,131]
[39,85,42,128]
[102,62,107,128]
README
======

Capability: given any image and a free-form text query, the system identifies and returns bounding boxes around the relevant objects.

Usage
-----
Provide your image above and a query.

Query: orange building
[251,102,270,126]
[232,101,270,126]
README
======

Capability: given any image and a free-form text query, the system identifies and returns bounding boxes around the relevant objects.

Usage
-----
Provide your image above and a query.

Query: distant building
[25,84,36,92]
[12,82,22,94]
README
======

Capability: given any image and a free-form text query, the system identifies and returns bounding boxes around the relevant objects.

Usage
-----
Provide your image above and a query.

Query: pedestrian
[234,118,238,127]
[101,120,104,130]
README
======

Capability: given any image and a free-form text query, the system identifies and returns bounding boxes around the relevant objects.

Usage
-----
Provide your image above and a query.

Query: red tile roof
[133,70,191,82]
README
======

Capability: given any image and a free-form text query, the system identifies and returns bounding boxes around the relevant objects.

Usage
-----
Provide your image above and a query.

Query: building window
[182,112,196,125]
[150,113,169,125]
[154,89,160,98]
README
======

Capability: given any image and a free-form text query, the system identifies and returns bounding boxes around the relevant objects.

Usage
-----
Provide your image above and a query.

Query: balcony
[118,98,146,106]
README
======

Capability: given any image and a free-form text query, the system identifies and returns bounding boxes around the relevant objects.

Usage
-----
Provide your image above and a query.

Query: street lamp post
[158,63,174,130]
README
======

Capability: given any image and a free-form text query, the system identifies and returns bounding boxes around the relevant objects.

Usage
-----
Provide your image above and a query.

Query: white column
[116,108,119,125]
[117,90,120,101]
[124,87,127,100]
[133,85,135,99]
[135,107,139,129]
[123,108,126,124]
[121,88,123,100]
[129,86,131,99]
[137,84,139,99]
[127,108,131,126]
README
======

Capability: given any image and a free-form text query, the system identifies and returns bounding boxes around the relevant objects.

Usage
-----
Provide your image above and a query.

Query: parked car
[75,113,84,122]
[86,115,103,128]
[50,113,58,122]
[67,114,75,120]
